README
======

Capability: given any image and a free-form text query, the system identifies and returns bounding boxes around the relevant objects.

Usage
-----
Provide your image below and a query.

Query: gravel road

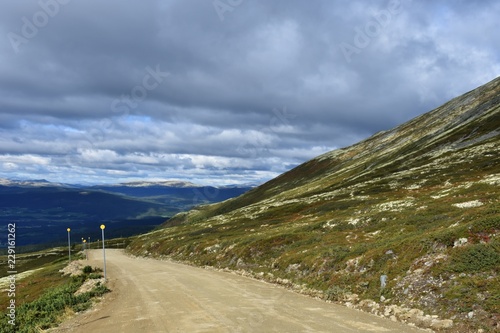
[52,249,424,333]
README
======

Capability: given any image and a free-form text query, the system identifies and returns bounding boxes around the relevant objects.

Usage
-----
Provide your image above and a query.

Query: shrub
[448,241,500,273]
[470,215,500,234]
[325,285,347,301]
[82,265,93,274]
[88,273,103,279]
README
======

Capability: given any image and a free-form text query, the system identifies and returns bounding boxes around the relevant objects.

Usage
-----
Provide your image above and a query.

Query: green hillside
[128,77,500,332]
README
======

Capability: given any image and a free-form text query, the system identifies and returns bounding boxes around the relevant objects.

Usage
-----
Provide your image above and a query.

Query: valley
[0,181,251,248]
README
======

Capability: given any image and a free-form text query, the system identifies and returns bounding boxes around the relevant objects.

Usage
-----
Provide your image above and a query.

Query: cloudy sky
[0,0,499,185]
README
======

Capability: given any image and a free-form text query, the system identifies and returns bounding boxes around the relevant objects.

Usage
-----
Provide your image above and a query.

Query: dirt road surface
[53,249,424,333]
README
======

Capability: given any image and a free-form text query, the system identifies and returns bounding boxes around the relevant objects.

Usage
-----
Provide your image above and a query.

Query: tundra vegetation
[0,250,109,333]
[127,77,500,332]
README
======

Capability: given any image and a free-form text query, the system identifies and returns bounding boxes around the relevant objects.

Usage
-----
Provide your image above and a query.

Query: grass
[0,248,68,279]
[0,253,110,332]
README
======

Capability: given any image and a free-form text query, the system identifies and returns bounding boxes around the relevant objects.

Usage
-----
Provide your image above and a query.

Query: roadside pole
[83,239,88,260]
[67,228,71,263]
[101,224,107,280]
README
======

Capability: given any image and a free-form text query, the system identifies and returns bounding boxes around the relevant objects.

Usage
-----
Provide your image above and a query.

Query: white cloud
[0,154,51,166]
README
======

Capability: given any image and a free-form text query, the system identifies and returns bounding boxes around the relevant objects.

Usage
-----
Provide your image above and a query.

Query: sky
[0,0,499,186]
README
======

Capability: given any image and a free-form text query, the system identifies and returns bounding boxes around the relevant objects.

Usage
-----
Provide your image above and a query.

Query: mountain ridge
[129,77,500,332]
[194,76,499,216]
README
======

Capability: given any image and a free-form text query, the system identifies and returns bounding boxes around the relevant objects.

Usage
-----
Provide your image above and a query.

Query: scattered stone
[430,319,453,329]
[286,263,301,273]
[343,293,359,303]
[454,238,468,247]
[59,260,84,277]
[236,258,246,268]
[452,200,483,208]
[344,302,355,308]
[75,278,106,296]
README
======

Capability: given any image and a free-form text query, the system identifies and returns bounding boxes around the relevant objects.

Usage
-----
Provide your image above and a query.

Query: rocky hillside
[128,77,500,332]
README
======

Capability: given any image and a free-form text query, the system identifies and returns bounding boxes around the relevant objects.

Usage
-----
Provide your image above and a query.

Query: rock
[344,302,354,308]
[358,281,369,288]
[392,306,405,317]
[419,315,433,327]
[75,278,106,296]
[236,258,246,267]
[408,308,424,317]
[454,237,468,247]
[358,299,379,311]
[343,293,359,303]
[286,263,301,273]
[430,319,453,329]
[59,260,84,277]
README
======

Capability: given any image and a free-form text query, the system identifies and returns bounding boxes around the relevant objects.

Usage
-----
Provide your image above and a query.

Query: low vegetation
[0,252,109,333]
[128,78,500,332]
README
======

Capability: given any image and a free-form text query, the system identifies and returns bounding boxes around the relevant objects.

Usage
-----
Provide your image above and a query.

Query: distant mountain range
[0,178,72,188]
[0,179,252,248]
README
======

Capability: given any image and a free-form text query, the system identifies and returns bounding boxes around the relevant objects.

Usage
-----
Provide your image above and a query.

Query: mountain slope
[129,77,500,332]
[168,76,498,218]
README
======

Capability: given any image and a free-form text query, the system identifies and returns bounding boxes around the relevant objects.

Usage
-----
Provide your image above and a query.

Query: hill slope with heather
[128,77,500,332]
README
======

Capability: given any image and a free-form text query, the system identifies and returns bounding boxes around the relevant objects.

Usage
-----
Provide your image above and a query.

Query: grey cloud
[0,0,499,185]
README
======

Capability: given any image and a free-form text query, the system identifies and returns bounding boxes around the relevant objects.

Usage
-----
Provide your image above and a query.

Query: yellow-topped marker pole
[67,228,71,263]
[100,224,107,280]
[83,239,87,260]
